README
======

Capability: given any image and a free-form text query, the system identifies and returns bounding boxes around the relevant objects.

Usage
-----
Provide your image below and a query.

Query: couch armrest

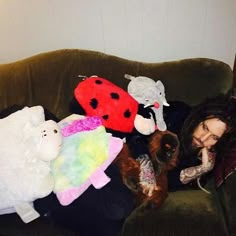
[216,171,236,236]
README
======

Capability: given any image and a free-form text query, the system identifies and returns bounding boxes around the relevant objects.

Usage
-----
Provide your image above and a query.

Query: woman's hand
[180,148,216,184]
[201,147,215,171]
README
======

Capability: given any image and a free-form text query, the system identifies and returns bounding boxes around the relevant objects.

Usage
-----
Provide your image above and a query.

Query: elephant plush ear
[156,80,169,107]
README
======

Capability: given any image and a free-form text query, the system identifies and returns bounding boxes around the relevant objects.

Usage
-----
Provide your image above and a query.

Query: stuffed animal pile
[0,104,123,222]
[70,75,160,138]
[70,75,177,207]
[0,74,173,224]
[0,106,62,223]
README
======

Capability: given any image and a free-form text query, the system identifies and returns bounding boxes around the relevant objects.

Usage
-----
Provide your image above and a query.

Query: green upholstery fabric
[123,190,227,236]
[0,49,235,235]
[0,49,233,120]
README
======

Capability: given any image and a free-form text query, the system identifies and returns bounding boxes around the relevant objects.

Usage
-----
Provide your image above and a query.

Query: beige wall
[0,0,235,68]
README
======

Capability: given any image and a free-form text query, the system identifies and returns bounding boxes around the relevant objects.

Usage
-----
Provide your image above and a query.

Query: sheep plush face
[33,120,62,162]
[0,106,62,222]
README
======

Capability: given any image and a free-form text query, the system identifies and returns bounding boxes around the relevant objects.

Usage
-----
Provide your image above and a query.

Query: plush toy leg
[14,202,40,223]
[89,168,111,188]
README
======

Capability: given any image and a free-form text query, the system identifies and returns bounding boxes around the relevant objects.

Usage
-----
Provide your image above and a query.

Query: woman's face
[192,118,227,150]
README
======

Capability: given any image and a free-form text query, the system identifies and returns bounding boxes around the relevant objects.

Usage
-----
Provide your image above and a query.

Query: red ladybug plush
[71,76,158,137]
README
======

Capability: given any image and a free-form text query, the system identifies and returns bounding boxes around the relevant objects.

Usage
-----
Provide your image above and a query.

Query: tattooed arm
[180,148,215,184]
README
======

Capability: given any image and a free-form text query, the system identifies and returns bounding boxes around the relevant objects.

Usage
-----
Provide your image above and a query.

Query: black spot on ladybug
[103,114,109,120]
[110,92,119,100]
[95,79,102,84]
[124,109,131,118]
[90,98,98,109]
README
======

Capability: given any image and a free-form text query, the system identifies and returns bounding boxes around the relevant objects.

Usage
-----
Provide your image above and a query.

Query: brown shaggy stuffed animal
[115,130,179,207]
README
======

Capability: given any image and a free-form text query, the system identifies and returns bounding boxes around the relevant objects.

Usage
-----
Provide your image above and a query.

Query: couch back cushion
[0,49,233,119]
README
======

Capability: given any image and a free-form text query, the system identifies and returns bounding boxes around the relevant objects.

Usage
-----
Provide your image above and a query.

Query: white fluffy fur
[0,106,62,216]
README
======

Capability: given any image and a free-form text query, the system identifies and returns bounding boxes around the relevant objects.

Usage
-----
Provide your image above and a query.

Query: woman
[167,95,236,191]
[126,95,236,194]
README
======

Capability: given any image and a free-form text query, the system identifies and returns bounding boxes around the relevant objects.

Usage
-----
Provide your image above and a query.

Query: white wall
[0,0,235,68]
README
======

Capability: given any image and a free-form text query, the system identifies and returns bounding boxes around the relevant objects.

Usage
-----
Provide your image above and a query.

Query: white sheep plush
[0,106,62,223]
[125,74,169,131]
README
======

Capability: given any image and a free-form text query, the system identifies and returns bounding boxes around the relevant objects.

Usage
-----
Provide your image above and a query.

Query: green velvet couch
[0,49,235,236]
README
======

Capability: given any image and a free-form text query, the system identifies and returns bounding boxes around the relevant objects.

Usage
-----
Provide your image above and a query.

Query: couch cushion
[0,49,233,120]
[122,189,228,236]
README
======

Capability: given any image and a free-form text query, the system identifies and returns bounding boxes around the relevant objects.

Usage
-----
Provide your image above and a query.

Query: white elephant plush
[0,106,62,223]
[125,74,169,131]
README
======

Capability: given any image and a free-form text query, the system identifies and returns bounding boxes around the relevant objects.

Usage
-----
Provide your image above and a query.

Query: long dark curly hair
[179,94,236,163]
